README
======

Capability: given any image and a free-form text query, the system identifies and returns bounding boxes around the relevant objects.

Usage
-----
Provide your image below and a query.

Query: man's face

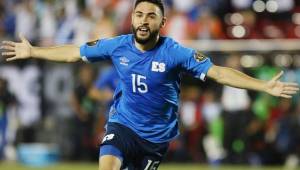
[132,2,165,44]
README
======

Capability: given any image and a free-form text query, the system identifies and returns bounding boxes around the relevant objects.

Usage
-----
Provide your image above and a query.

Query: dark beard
[132,25,160,45]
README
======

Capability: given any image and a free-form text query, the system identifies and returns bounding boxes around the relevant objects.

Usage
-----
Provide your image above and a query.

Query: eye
[149,14,156,19]
[149,15,155,19]
[135,13,143,18]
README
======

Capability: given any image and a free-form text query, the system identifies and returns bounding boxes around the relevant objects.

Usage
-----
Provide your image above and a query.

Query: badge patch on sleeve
[87,39,99,46]
[194,51,207,62]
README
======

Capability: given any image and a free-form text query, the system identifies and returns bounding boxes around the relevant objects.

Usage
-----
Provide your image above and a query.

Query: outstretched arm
[1,35,81,62]
[207,65,299,98]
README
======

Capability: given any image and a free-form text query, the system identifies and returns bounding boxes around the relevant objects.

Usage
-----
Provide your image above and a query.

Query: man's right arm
[1,35,81,62]
[30,45,81,62]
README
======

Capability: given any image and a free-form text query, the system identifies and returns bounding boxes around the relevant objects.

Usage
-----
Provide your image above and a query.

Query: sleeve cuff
[80,45,90,63]
[198,60,213,81]
[81,56,90,63]
[199,73,206,81]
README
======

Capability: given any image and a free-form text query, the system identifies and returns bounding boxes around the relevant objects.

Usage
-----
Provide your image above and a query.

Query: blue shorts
[99,122,169,170]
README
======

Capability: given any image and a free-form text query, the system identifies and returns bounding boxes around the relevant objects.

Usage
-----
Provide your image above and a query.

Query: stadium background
[0,0,300,169]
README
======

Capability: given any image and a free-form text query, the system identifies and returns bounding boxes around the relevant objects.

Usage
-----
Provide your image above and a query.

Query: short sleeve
[80,38,116,62]
[181,51,213,81]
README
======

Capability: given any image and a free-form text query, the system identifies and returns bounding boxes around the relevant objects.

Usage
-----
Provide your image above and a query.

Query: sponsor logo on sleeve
[87,39,99,46]
[194,51,207,62]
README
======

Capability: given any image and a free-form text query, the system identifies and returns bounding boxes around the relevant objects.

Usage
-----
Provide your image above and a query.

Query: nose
[141,16,149,25]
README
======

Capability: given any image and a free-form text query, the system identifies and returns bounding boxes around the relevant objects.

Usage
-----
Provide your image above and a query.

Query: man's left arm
[207,65,299,98]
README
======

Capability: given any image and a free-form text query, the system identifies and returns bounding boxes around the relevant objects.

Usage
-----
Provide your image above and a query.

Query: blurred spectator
[163,9,192,42]
[70,64,98,161]
[91,10,117,40]
[54,6,76,45]
[201,89,224,165]
[72,6,94,45]
[281,101,300,168]
[221,54,251,163]
[15,0,37,42]
[0,1,6,37]
[0,63,41,143]
[38,0,57,46]
[0,77,16,160]
[190,9,225,39]
[179,86,203,161]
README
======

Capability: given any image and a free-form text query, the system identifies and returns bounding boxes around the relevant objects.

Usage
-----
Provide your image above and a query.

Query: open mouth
[138,26,150,35]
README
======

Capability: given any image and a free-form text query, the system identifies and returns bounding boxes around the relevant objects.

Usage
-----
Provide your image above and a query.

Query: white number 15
[131,74,148,93]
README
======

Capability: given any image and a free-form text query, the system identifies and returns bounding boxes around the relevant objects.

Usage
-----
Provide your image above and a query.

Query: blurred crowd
[1,0,300,44]
[0,0,300,168]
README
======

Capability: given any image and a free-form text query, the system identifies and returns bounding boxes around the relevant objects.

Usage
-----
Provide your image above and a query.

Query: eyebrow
[135,11,158,16]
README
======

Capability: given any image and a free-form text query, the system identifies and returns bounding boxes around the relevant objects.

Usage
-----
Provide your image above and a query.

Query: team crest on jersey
[86,39,99,46]
[194,51,207,62]
[151,62,166,72]
[120,56,130,66]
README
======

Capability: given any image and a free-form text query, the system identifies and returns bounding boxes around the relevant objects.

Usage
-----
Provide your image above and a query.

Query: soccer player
[1,0,299,169]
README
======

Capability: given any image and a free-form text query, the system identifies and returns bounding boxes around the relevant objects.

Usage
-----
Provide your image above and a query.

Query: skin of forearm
[215,66,267,92]
[31,45,81,62]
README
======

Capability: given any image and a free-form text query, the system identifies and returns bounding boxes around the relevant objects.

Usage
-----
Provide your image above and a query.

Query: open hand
[265,71,299,98]
[1,34,32,61]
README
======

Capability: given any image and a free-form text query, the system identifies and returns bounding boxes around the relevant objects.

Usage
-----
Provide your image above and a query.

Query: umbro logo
[151,62,165,72]
[120,57,129,66]
[102,134,115,143]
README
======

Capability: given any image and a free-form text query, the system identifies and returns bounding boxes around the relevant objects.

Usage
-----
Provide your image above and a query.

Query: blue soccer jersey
[80,34,213,143]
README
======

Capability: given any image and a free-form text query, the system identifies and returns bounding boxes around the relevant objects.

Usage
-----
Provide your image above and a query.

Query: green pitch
[0,162,291,170]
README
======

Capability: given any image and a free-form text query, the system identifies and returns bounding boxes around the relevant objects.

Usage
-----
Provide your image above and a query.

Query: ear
[160,17,167,28]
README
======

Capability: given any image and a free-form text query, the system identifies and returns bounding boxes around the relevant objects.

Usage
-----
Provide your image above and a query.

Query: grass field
[0,162,293,170]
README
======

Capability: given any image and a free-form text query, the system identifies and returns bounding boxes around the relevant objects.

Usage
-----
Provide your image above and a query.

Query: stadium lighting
[253,0,266,13]
[232,25,246,38]
[241,55,264,68]
[266,0,278,13]
[292,13,300,25]
[274,54,293,67]
[230,13,244,25]
[294,55,300,67]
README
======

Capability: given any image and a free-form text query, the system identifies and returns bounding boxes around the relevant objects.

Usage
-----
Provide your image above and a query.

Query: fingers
[1,41,16,47]
[283,83,299,95]
[272,71,284,81]
[284,86,299,91]
[281,84,299,98]
[6,57,19,62]
[282,90,298,95]
[280,94,292,99]
[0,45,15,51]
[284,82,299,87]
[1,51,16,56]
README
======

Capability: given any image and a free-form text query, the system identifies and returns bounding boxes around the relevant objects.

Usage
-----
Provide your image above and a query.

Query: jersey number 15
[131,74,148,93]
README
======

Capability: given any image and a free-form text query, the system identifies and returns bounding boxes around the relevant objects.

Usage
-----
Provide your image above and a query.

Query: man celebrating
[1,0,299,169]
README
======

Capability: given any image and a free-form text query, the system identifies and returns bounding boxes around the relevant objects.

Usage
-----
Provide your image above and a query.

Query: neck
[134,35,160,52]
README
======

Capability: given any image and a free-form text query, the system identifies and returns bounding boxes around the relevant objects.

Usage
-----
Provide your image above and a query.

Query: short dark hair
[134,0,165,16]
